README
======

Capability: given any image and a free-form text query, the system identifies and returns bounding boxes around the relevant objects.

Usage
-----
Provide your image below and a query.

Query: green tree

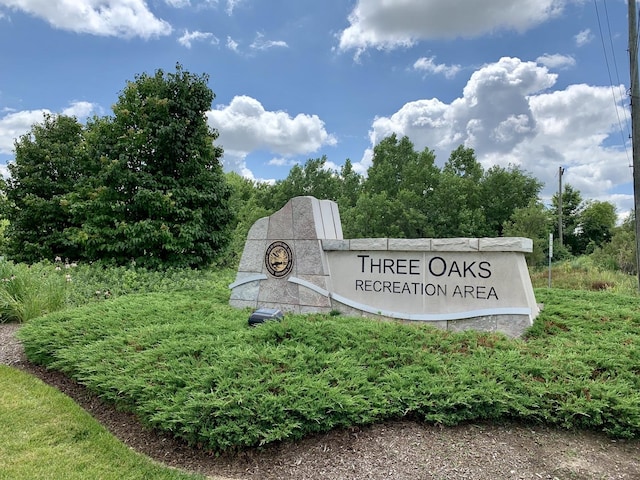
[551,184,583,255]
[355,134,439,238]
[365,134,439,198]
[336,159,363,209]
[430,146,486,237]
[342,191,406,238]
[592,212,636,274]
[479,165,542,236]
[223,172,273,266]
[81,64,232,268]
[503,200,553,266]
[577,200,617,253]
[4,114,89,262]
[266,156,342,210]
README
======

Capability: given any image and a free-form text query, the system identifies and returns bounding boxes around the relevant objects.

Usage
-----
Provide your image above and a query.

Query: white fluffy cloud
[339,0,571,55]
[207,95,337,179]
[0,102,99,155]
[0,0,172,38]
[361,57,631,213]
[0,109,48,154]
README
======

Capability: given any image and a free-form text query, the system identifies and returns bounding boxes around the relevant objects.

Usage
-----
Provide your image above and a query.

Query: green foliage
[64,264,233,307]
[4,114,89,263]
[530,257,638,295]
[0,259,233,323]
[2,65,232,269]
[80,64,232,268]
[0,260,68,323]
[0,366,202,479]
[18,281,640,453]
[221,172,273,267]
[591,213,637,274]
[503,200,552,266]
[480,165,542,236]
[266,156,342,210]
[578,200,617,253]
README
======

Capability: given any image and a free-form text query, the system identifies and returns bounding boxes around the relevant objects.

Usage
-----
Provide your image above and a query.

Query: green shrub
[17,286,640,453]
[0,260,68,323]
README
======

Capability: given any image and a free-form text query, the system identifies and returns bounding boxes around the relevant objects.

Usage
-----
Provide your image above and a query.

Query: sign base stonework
[229,196,539,337]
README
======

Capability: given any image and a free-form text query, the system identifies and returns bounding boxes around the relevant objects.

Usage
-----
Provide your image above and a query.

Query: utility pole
[558,166,564,248]
[629,0,640,289]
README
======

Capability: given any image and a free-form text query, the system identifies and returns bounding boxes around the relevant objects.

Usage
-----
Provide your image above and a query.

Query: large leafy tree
[358,134,439,238]
[4,114,89,262]
[480,165,542,236]
[503,200,553,266]
[365,134,439,198]
[81,64,232,268]
[266,156,342,210]
[577,200,617,253]
[430,146,486,237]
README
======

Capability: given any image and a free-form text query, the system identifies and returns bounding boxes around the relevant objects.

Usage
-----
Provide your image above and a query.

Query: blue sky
[0,0,635,218]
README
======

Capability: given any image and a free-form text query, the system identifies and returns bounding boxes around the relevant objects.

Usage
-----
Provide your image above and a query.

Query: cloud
[226,36,239,52]
[0,102,100,155]
[0,0,172,38]
[413,56,461,78]
[268,157,298,167]
[61,101,100,119]
[164,0,190,7]
[0,108,49,154]
[575,28,593,47]
[338,0,569,56]
[360,56,629,212]
[207,95,337,178]
[536,53,576,69]
[250,32,288,51]
[225,0,242,15]
[178,30,219,48]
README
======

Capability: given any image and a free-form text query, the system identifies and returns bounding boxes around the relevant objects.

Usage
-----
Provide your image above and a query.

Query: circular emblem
[265,241,293,278]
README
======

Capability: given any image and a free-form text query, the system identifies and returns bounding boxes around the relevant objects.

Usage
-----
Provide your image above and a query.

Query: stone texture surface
[293,240,327,276]
[432,238,479,251]
[447,316,498,333]
[267,201,294,240]
[496,314,534,338]
[247,217,269,240]
[230,196,538,338]
[321,239,350,251]
[387,238,432,251]
[349,238,388,250]
[479,237,533,253]
[238,240,267,272]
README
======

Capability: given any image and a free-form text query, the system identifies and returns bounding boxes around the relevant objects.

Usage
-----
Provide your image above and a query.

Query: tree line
[0,65,631,271]
[227,134,624,269]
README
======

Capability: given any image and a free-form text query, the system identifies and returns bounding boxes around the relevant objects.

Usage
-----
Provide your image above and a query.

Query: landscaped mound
[18,287,640,454]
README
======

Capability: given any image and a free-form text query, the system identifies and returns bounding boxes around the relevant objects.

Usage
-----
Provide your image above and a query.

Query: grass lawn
[0,365,204,480]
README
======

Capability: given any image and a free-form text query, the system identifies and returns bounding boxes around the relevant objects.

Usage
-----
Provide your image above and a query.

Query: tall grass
[0,258,232,323]
[0,260,67,323]
[530,257,639,295]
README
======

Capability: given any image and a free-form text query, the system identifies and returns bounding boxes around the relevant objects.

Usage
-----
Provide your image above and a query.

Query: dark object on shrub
[248,308,283,327]
[591,281,612,291]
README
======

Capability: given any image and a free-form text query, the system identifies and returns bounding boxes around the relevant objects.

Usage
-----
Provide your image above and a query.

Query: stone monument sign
[229,196,539,337]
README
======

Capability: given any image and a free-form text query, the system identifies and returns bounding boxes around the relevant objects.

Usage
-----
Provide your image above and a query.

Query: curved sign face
[265,241,294,278]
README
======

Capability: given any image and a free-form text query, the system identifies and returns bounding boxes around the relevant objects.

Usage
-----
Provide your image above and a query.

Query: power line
[594,0,632,167]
